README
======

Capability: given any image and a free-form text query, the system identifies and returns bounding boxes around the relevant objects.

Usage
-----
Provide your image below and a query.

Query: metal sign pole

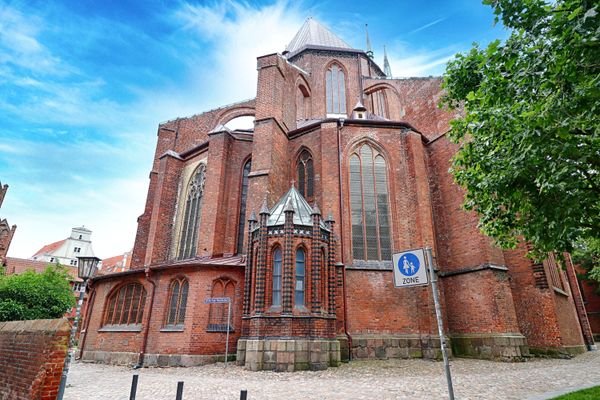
[424,247,455,400]
[225,299,231,367]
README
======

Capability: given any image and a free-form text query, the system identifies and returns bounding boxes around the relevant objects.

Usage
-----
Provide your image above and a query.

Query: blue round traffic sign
[397,253,420,276]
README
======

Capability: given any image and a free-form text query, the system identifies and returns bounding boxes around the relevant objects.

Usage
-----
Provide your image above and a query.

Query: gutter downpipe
[337,118,352,361]
[137,267,157,367]
[76,285,96,360]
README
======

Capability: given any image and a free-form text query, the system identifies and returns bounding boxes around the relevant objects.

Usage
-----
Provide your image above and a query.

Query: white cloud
[171,0,306,106]
[384,44,459,78]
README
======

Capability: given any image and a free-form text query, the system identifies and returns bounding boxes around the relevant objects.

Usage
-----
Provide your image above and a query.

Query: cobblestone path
[64,351,600,400]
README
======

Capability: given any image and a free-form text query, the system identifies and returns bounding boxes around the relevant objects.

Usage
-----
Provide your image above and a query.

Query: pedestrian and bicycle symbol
[392,248,428,287]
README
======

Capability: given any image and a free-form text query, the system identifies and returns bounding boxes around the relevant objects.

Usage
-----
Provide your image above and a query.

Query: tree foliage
[441,0,599,273]
[0,265,76,322]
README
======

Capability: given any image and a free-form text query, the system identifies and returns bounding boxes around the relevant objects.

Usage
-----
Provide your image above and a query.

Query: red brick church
[80,18,594,370]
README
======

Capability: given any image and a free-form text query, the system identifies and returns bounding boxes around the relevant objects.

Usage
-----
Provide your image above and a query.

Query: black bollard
[240,389,248,400]
[176,381,184,400]
[129,374,139,400]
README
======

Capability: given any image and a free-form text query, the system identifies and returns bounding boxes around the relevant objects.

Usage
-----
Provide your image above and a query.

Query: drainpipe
[77,285,96,360]
[337,118,352,360]
[137,268,157,367]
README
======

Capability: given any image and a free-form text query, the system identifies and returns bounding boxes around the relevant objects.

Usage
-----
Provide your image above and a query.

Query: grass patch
[551,386,600,399]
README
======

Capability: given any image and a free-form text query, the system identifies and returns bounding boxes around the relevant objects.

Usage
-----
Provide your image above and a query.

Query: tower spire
[383,45,392,77]
[365,24,373,59]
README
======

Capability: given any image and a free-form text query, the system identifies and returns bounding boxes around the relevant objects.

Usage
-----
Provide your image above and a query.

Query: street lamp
[57,256,100,400]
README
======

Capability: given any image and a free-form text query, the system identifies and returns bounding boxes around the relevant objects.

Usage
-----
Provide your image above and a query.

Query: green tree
[441,0,599,275]
[0,265,76,321]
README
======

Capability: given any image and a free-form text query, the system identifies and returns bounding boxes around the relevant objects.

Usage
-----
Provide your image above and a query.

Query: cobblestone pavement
[64,351,600,400]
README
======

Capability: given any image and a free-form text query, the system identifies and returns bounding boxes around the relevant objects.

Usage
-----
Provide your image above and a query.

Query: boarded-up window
[103,283,147,326]
[164,278,189,327]
[297,150,314,202]
[178,164,206,259]
[207,278,235,332]
[349,144,392,261]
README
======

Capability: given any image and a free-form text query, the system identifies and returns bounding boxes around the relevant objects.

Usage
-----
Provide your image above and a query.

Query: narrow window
[296,84,310,121]
[237,160,252,254]
[178,164,206,259]
[349,144,392,261]
[369,90,389,119]
[295,248,306,306]
[165,278,189,327]
[272,248,282,306]
[326,64,346,115]
[296,150,314,202]
[207,278,235,332]
[102,283,147,326]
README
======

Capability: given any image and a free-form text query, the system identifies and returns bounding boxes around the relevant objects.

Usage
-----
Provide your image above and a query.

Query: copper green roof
[267,186,328,229]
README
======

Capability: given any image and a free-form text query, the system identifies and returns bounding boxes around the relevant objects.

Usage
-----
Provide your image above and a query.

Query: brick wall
[0,318,70,400]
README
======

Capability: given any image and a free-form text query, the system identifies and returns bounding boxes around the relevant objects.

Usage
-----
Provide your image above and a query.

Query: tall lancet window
[237,160,252,254]
[178,164,206,259]
[296,150,314,202]
[326,64,346,115]
[272,248,282,306]
[295,248,306,306]
[349,144,392,261]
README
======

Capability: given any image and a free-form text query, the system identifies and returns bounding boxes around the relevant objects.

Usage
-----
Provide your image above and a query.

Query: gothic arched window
[297,150,314,202]
[296,84,310,121]
[237,160,252,254]
[295,248,306,306]
[178,164,206,260]
[164,277,189,327]
[207,278,235,331]
[103,283,147,326]
[272,248,282,306]
[369,89,389,119]
[349,143,392,261]
[326,64,346,115]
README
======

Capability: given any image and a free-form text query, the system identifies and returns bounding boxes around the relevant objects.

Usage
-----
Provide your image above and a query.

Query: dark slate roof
[285,18,355,56]
[267,186,328,229]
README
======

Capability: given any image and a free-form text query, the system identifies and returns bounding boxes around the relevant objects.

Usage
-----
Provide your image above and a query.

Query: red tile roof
[31,239,66,258]
[4,257,80,281]
[98,252,132,275]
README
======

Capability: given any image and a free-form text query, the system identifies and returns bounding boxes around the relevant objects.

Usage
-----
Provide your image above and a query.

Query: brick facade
[0,319,70,400]
[82,19,591,371]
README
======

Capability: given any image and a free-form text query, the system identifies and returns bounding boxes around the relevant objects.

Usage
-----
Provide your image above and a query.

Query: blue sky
[0,0,507,259]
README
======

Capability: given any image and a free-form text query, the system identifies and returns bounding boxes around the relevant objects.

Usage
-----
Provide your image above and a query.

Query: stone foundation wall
[449,333,529,360]
[350,334,445,360]
[237,338,340,371]
[81,350,232,367]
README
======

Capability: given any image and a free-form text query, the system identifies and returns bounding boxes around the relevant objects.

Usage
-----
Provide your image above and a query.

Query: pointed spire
[284,197,295,213]
[311,202,321,216]
[365,24,374,59]
[248,211,258,223]
[259,197,270,215]
[383,45,392,78]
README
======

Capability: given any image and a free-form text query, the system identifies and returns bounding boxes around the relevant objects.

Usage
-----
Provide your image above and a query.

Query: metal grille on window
[326,64,346,114]
[165,278,188,327]
[297,150,314,202]
[207,279,235,332]
[102,283,147,326]
[237,160,252,254]
[349,144,392,261]
[295,249,305,306]
[272,248,282,306]
[178,164,206,259]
